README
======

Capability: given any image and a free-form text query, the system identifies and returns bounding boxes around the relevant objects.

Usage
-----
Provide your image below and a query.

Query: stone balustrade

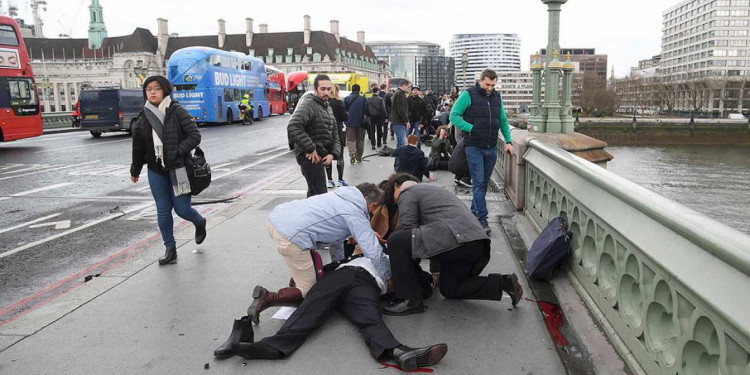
[500,138,750,375]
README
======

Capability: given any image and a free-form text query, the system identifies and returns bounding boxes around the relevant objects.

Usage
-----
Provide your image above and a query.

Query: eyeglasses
[145,87,163,93]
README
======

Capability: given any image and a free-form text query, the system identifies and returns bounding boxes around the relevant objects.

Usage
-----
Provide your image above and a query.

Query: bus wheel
[227,109,233,125]
[90,130,102,138]
[257,108,263,121]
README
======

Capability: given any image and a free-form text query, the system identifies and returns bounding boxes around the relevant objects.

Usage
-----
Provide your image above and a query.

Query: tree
[656,79,679,115]
[579,72,607,115]
[686,79,708,114]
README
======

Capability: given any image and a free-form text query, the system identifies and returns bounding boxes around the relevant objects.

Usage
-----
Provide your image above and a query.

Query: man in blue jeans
[449,69,513,235]
[389,79,411,149]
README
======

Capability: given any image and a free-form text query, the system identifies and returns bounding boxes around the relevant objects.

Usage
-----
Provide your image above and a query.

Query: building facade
[659,0,750,114]
[497,71,534,112]
[533,48,608,80]
[450,33,521,88]
[368,40,452,91]
[26,3,390,112]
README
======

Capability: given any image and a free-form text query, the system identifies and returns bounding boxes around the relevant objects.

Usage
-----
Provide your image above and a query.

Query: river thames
[606,145,750,235]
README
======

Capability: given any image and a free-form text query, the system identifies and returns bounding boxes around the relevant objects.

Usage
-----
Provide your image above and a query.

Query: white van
[728,113,747,120]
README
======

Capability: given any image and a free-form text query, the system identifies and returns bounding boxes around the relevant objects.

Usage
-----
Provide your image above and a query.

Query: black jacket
[287,92,341,160]
[393,145,429,181]
[462,82,503,148]
[389,89,409,124]
[449,140,470,179]
[130,101,201,177]
[329,98,349,131]
[407,95,428,124]
[384,91,392,119]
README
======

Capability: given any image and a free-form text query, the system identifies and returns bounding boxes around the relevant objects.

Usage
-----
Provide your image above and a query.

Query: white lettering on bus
[172,92,204,99]
[213,72,259,87]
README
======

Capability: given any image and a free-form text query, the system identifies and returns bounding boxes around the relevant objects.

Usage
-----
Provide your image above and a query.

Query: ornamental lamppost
[461,50,468,89]
[134,59,146,86]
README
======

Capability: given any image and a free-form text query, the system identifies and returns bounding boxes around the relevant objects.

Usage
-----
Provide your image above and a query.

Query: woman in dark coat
[130,75,206,265]
[380,173,523,316]
[325,85,349,187]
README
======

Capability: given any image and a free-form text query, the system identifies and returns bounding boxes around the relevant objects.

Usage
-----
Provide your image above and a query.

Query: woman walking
[325,85,349,187]
[130,75,207,265]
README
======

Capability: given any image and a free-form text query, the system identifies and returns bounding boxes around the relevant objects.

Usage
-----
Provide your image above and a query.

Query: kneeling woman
[130,75,207,265]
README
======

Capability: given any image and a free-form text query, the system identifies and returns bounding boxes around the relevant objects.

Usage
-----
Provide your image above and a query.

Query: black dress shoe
[383,299,424,316]
[214,316,254,358]
[195,218,207,245]
[158,245,177,265]
[501,273,523,307]
[393,344,448,371]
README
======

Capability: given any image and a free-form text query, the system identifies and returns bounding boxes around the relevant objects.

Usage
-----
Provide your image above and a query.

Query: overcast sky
[14,0,681,77]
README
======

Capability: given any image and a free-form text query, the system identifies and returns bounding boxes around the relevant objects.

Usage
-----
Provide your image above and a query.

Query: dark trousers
[298,155,327,197]
[386,229,501,303]
[326,130,346,181]
[369,115,385,147]
[260,267,401,360]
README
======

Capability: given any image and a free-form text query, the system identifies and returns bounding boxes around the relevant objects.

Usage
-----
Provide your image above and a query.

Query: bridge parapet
[506,138,750,375]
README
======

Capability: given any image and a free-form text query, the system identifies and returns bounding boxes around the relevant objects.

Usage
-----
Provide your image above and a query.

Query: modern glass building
[368,40,453,92]
[449,33,521,88]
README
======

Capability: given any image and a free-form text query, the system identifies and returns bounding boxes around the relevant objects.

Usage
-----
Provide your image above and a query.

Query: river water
[605,145,750,236]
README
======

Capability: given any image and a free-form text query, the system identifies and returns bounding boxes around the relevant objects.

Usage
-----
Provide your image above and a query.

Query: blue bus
[167,46,269,124]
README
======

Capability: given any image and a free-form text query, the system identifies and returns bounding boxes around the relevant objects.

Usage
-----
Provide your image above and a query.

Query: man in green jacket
[449,69,513,235]
[389,79,411,148]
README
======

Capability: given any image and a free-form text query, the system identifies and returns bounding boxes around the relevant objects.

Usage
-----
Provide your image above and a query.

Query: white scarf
[151,96,172,168]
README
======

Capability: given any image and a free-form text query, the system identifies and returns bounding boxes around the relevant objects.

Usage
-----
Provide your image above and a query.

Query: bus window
[210,55,221,67]
[233,89,240,101]
[224,88,233,102]
[8,78,37,106]
[0,24,19,46]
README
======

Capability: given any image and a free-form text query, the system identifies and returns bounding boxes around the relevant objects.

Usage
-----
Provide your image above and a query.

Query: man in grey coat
[367,86,388,149]
[381,176,523,316]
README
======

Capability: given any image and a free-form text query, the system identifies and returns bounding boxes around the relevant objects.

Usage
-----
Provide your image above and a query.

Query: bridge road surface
[0,115,298,317]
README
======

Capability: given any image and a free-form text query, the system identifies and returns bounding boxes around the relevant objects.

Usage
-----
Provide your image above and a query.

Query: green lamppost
[461,50,468,89]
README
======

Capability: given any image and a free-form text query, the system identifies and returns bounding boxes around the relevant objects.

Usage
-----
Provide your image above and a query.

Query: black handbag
[184,146,211,196]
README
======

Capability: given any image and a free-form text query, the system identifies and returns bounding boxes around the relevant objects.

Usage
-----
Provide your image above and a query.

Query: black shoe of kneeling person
[382,299,424,316]
[158,245,177,265]
[393,344,448,371]
[214,316,254,358]
[195,218,207,245]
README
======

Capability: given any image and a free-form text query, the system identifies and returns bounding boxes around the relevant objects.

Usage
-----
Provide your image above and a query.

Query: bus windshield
[0,77,37,107]
[0,24,19,46]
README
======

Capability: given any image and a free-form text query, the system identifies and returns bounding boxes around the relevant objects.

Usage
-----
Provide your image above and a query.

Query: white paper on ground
[272,306,297,320]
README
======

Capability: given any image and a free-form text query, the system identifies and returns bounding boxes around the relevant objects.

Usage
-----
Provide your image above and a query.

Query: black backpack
[527,217,573,280]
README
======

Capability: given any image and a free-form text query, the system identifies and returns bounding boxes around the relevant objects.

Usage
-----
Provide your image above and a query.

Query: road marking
[0,213,62,235]
[35,138,131,153]
[256,146,289,156]
[213,150,292,181]
[0,182,75,201]
[0,202,152,260]
[29,220,72,230]
[242,129,267,136]
[0,160,100,181]
[0,164,60,175]
[68,164,129,176]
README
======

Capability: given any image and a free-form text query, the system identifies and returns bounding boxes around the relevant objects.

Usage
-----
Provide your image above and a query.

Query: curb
[43,128,83,135]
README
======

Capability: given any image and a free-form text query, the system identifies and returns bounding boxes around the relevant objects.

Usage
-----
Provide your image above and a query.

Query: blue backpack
[527,217,573,280]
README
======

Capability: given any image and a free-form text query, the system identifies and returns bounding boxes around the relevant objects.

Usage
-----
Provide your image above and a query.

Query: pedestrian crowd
[129,68,516,371]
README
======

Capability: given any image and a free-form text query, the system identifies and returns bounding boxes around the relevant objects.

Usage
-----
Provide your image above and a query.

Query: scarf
[144,97,192,196]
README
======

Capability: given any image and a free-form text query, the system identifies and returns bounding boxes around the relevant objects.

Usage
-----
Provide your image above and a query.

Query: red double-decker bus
[286,71,308,114]
[265,66,286,116]
[0,16,41,142]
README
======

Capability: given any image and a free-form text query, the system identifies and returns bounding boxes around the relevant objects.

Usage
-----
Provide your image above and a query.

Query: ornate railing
[42,112,74,130]
[519,139,750,375]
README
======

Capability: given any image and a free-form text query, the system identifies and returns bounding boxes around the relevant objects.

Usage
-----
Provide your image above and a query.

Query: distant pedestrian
[326,85,349,188]
[367,86,388,149]
[130,75,206,266]
[392,134,435,182]
[287,74,340,197]
[450,69,513,235]
[389,80,411,148]
[384,87,394,140]
[407,86,428,148]
[344,84,370,164]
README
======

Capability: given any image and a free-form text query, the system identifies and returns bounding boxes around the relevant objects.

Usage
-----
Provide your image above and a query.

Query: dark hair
[314,74,331,89]
[142,75,173,100]
[352,84,361,92]
[356,182,383,205]
[372,87,379,94]
[479,69,498,81]
[399,79,410,87]
[383,173,420,205]
[380,84,387,89]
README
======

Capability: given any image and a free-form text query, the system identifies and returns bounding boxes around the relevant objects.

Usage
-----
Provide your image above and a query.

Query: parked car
[728,113,747,120]
[79,89,144,137]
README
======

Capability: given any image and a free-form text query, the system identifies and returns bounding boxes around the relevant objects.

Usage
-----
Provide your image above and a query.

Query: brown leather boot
[247,285,303,325]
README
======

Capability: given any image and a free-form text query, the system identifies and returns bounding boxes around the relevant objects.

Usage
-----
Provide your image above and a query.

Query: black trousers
[326,130,346,181]
[260,267,401,360]
[369,115,385,146]
[386,229,501,303]
[298,155,327,197]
